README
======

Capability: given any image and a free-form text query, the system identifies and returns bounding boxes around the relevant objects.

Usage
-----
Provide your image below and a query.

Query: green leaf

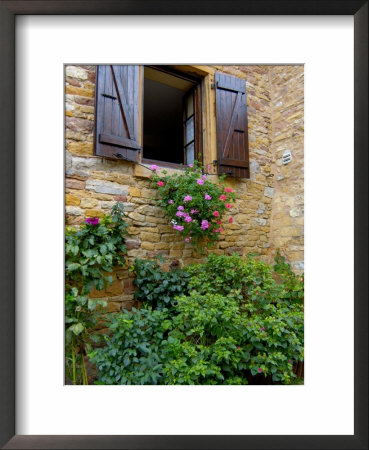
[67,263,81,272]
[68,323,85,335]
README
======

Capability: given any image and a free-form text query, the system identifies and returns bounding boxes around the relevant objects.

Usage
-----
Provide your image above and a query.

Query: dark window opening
[143,66,201,166]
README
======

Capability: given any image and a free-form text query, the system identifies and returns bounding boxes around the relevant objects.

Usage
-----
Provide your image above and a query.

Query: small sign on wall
[282,150,292,164]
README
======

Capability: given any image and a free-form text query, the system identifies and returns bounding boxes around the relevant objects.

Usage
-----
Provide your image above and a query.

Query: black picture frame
[0,1,367,449]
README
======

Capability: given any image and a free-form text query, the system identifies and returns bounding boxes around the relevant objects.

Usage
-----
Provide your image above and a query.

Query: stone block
[85,209,105,218]
[65,206,83,216]
[66,66,88,80]
[86,179,129,196]
[100,201,116,210]
[66,194,80,206]
[105,173,132,184]
[129,187,141,197]
[123,278,136,294]
[141,242,155,251]
[252,218,267,226]
[66,85,94,98]
[106,280,124,296]
[127,212,145,222]
[65,169,88,180]
[114,195,128,202]
[65,178,85,190]
[141,231,160,243]
[80,198,98,208]
[264,187,275,198]
[126,240,141,250]
[289,206,303,217]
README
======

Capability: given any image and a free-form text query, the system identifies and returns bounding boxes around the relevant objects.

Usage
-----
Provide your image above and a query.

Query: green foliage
[149,160,237,251]
[90,252,304,385]
[65,203,128,384]
[65,287,107,384]
[273,251,304,304]
[163,294,249,385]
[132,257,190,310]
[89,308,172,385]
[65,202,128,295]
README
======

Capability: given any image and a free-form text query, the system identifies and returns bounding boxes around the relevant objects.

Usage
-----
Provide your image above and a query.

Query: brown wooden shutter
[215,72,249,178]
[95,65,141,161]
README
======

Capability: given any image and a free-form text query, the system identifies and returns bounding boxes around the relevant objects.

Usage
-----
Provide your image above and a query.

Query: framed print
[1,1,367,449]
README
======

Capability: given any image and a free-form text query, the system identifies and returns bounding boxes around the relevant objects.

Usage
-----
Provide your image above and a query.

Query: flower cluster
[149,161,237,250]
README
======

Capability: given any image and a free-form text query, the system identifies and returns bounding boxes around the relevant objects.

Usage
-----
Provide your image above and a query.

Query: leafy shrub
[273,251,304,304]
[65,203,128,384]
[132,257,190,310]
[163,293,249,385]
[148,161,236,250]
[89,308,172,385]
[65,287,106,384]
[91,253,304,385]
[65,202,128,294]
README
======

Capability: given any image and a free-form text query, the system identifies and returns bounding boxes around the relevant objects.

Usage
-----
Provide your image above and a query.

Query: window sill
[134,160,187,179]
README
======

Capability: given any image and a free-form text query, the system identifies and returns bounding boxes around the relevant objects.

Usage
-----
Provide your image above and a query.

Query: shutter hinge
[211,82,217,89]
[113,152,124,159]
[102,93,117,100]
[213,160,218,165]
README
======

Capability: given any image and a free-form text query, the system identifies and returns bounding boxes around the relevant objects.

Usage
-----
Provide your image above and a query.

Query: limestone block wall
[269,66,304,272]
[65,64,304,311]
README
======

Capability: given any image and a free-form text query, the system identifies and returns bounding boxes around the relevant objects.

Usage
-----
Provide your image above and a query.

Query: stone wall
[65,64,304,312]
[269,66,304,272]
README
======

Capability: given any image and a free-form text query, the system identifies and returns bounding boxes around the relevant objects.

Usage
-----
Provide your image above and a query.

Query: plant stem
[81,351,89,385]
[72,349,76,385]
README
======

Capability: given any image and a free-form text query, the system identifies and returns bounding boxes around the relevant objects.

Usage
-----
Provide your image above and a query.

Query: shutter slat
[95,65,141,161]
[111,66,134,140]
[99,133,141,150]
[215,72,249,178]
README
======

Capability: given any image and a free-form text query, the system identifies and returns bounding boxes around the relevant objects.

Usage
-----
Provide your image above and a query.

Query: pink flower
[157,181,164,187]
[261,327,265,331]
[225,188,233,193]
[168,199,174,204]
[289,360,292,364]
[184,195,192,202]
[204,193,212,200]
[177,206,184,211]
[176,211,185,217]
[202,174,207,180]
[225,203,232,209]
[173,225,184,231]
[213,227,224,233]
[189,164,193,168]
[196,179,204,185]
[150,164,158,171]
[86,217,99,226]
[217,220,222,225]
[190,209,198,214]
[185,237,191,243]
[213,211,220,217]
[201,220,209,230]
[229,217,233,223]
[258,368,262,373]
[237,346,241,350]
[184,216,192,222]
[219,194,227,201]
[207,165,211,171]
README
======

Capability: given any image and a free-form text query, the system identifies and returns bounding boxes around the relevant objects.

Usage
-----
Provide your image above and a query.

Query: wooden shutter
[215,72,249,178]
[95,65,141,161]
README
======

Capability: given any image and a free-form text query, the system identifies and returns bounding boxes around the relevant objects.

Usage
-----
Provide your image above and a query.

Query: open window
[94,65,249,178]
[142,66,202,166]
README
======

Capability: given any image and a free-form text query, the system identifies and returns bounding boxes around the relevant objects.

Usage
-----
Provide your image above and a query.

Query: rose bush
[149,161,236,250]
